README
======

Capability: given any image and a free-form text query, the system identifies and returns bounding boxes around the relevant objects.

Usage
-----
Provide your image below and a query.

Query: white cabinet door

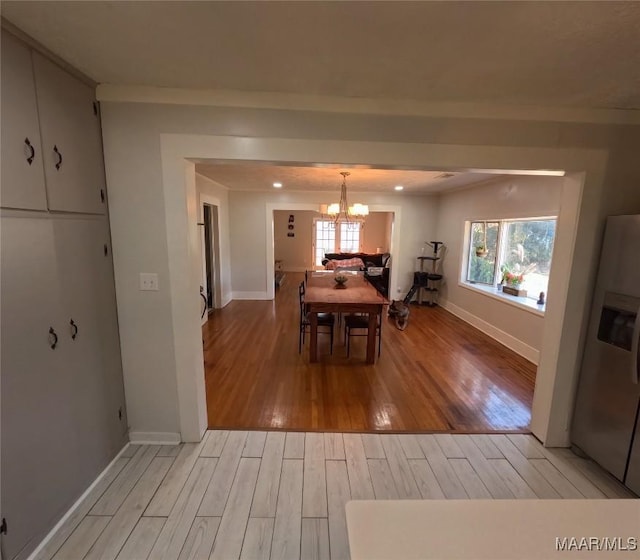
[0,217,70,560]
[33,53,105,214]
[53,217,127,463]
[0,34,47,211]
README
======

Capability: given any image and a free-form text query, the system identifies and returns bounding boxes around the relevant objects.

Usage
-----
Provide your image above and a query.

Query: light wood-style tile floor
[36,431,635,560]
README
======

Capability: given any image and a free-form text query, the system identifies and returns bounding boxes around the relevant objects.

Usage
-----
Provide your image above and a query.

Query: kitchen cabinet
[0,216,127,560]
[33,53,106,214]
[0,30,125,560]
[0,33,47,211]
[0,36,106,214]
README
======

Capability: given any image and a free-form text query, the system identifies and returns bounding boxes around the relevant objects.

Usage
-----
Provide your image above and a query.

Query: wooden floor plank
[300,518,330,560]
[324,433,346,460]
[326,461,352,560]
[506,434,546,459]
[203,274,536,432]
[284,432,305,459]
[158,445,183,458]
[302,433,327,518]
[240,518,274,560]
[488,435,561,499]
[380,435,421,499]
[488,459,538,498]
[270,460,303,560]
[397,434,425,459]
[361,434,386,459]
[90,446,161,516]
[449,459,492,498]
[367,459,399,499]
[52,516,110,560]
[177,518,220,560]
[343,434,375,500]
[250,432,285,517]
[538,448,606,498]
[85,457,173,560]
[469,434,504,459]
[529,459,584,498]
[242,431,268,458]
[121,445,142,458]
[34,457,129,560]
[416,435,467,499]
[407,460,446,499]
[115,518,165,560]
[145,443,202,516]
[198,431,248,516]
[433,434,465,458]
[147,458,218,560]
[210,458,261,560]
[455,435,513,498]
[200,431,229,458]
[570,457,636,498]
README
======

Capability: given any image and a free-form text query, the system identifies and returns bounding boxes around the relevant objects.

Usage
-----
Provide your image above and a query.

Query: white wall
[362,211,392,253]
[195,172,232,306]
[99,96,640,446]
[436,175,564,359]
[274,210,316,271]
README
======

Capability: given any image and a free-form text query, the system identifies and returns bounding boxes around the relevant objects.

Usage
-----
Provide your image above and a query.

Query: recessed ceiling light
[273,182,283,188]
[394,185,404,191]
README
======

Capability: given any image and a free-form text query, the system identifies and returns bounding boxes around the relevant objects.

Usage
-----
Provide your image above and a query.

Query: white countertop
[346,499,640,559]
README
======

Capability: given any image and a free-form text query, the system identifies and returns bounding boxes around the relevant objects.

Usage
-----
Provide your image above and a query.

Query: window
[465,218,557,300]
[313,219,362,266]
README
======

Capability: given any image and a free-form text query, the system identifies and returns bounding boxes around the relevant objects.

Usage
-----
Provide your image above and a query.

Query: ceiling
[195,163,500,194]
[3,1,640,110]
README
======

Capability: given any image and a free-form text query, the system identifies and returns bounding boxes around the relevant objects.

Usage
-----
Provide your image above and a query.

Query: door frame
[199,196,222,324]
[159,133,603,446]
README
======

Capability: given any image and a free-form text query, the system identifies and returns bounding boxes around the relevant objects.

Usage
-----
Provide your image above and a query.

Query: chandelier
[322,171,369,224]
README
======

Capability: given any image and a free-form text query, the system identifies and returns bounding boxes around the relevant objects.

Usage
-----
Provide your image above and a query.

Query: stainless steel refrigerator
[572,214,640,495]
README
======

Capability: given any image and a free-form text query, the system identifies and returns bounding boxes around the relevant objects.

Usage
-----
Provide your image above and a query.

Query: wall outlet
[139,273,159,291]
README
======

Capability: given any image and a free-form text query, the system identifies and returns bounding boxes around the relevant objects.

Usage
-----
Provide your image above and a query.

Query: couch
[322,252,391,296]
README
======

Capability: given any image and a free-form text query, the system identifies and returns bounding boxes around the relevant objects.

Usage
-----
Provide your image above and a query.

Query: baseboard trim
[128,431,181,445]
[221,293,233,307]
[440,300,540,365]
[231,291,270,300]
[26,441,131,560]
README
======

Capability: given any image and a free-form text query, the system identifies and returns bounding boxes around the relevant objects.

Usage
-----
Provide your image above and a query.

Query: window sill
[459,281,546,317]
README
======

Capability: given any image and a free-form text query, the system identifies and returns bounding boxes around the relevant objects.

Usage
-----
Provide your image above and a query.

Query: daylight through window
[466,218,557,300]
[314,219,362,266]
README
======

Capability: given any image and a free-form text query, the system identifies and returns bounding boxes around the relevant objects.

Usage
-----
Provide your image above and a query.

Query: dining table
[305,271,389,364]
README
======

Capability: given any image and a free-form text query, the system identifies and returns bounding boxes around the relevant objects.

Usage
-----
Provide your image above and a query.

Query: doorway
[200,202,221,321]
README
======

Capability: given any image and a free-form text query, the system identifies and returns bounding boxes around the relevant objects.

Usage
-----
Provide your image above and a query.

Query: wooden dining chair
[344,313,382,357]
[299,281,335,354]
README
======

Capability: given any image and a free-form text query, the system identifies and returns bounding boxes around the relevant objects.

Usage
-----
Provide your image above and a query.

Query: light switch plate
[139,272,159,291]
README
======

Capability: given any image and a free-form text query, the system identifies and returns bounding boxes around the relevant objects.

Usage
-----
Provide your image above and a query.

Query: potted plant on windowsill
[500,265,527,297]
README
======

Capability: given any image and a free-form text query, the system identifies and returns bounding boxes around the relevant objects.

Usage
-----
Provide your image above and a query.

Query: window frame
[461,216,557,312]
[312,218,364,267]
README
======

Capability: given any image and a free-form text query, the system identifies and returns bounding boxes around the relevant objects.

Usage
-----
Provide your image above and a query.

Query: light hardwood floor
[203,273,537,432]
[36,431,634,560]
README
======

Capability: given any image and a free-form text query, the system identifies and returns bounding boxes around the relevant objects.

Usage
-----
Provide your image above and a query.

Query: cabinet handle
[53,145,63,170]
[49,327,58,349]
[25,137,35,165]
[70,318,78,340]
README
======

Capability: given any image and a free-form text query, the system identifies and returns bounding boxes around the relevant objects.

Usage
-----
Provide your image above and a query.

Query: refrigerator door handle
[632,303,640,384]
